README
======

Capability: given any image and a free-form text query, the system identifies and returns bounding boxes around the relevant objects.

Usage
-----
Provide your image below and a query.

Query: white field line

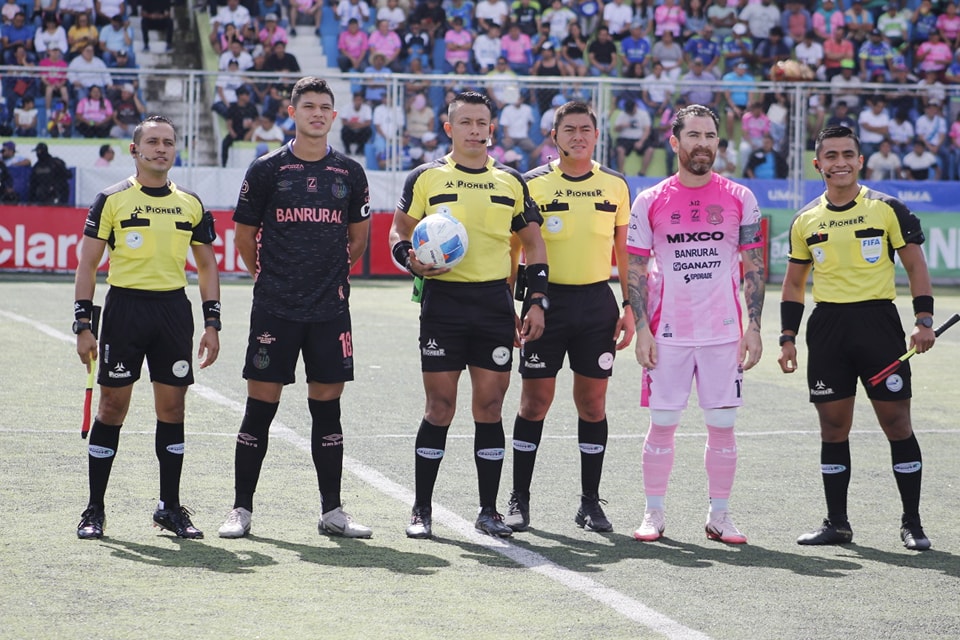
[6,307,712,640]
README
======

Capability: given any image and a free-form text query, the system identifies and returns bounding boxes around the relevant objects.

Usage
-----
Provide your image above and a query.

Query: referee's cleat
[475,506,513,538]
[633,508,665,542]
[705,509,748,544]
[153,505,204,539]
[575,493,613,532]
[77,505,105,539]
[319,507,373,538]
[218,507,252,539]
[900,515,931,551]
[503,490,530,532]
[796,518,853,546]
[405,504,433,539]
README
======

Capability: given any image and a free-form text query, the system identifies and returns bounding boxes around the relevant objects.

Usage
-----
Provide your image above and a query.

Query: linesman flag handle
[81,305,102,439]
[868,313,960,388]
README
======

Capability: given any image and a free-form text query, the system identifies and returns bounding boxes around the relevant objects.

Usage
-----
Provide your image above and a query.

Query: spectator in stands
[829,59,862,110]
[707,0,737,41]
[501,21,533,74]
[794,29,823,76]
[498,91,536,162]
[866,138,902,181]
[653,0,685,39]
[826,99,857,130]
[289,0,322,36]
[443,16,472,72]
[221,85,258,167]
[98,14,133,65]
[219,36,253,70]
[683,0,708,41]
[755,25,790,79]
[543,0,575,41]
[369,18,403,70]
[721,60,756,139]
[877,2,909,53]
[780,0,810,48]
[821,25,852,80]
[945,50,960,86]
[248,112,285,146]
[743,133,787,179]
[915,100,949,172]
[910,0,938,62]
[738,100,770,169]
[94,0,125,27]
[2,140,29,166]
[813,0,844,42]
[13,94,37,136]
[340,91,373,155]
[275,97,295,142]
[335,0,370,30]
[34,13,68,57]
[413,0,446,37]
[588,25,617,76]
[680,58,719,113]
[485,56,520,109]
[640,60,671,118]
[404,56,432,95]
[858,95,890,161]
[109,82,144,138]
[59,0,94,31]
[621,22,651,70]
[402,20,431,70]
[421,130,446,162]
[887,62,917,119]
[513,0,540,37]
[475,0,508,34]
[938,1,960,51]
[256,0,286,28]
[379,0,405,32]
[713,137,738,177]
[684,23,720,74]
[842,0,873,49]
[472,21,500,73]
[29,142,70,203]
[0,157,18,202]
[210,22,240,55]
[651,28,683,80]
[720,21,753,74]
[75,84,113,137]
[901,137,939,180]
[740,0,779,47]
[1,0,21,25]
[212,0,251,35]
[613,97,654,175]
[916,30,952,76]
[531,41,568,113]
[889,108,915,158]
[2,11,35,63]
[4,44,37,105]
[337,17,368,72]
[67,43,111,100]
[560,20,587,76]
[263,39,300,73]
[948,112,960,181]
[404,92,434,145]
[371,92,403,164]
[604,0,632,41]
[140,0,173,52]
[917,69,946,110]
[362,51,392,104]
[66,11,98,59]
[258,13,288,48]
[94,143,114,167]
[47,99,73,136]
[106,48,139,99]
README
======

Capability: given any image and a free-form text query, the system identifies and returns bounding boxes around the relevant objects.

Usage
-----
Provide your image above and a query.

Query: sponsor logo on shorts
[820,464,847,474]
[257,332,277,344]
[172,360,189,378]
[512,440,537,452]
[237,433,259,448]
[166,443,184,455]
[125,231,143,249]
[422,338,445,357]
[322,434,343,447]
[525,353,547,369]
[579,443,605,454]
[491,346,511,366]
[88,445,114,458]
[253,347,270,370]
[476,447,505,461]
[598,352,614,370]
[885,373,904,393]
[108,362,131,379]
[893,461,922,473]
[416,447,444,459]
[810,380,834,396]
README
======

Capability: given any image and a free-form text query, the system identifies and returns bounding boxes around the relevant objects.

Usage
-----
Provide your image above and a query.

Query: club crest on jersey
[861,237,882,264]
[331,177,348,199]
[707,205,724,225]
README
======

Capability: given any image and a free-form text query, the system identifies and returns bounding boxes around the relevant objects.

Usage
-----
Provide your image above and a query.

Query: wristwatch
[204,319,223,331]
[915,316,934,329]
[529,296,550,311]
[72,320,92,335]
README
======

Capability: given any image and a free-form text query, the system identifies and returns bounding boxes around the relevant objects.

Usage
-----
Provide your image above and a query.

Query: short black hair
[815,125,861,157]
[133,115,177,144]
[449,90,495,120]
[554,100,596,131]
[291,76,335,107]
[672,104,719,138]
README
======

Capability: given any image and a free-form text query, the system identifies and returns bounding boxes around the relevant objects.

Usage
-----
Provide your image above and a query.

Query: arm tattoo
[627,254,650,331]
[742,246,765,332]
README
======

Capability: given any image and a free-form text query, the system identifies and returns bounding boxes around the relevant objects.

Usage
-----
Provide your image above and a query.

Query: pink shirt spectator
[812,10,845,40]
[368,28,402,61]
[258,25,289,47]
[338,28,369,59]
[936,13,960,41]
[626,173,763,346]
[654,4,686,37]
[445,27,472,65]
[76,97,114,124]
[949,120,960,148]
[916,40,952,73]
[501,32,532,64]
[40,57,68,85]
[741,110,771,148]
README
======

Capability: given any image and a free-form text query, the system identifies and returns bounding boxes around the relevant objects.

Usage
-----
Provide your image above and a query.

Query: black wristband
[74,299,94,321]
[912,295,934,316]
[622,300,631,309]
[781,300,804,334]
[392,240,413,273]
[778,334,796,346]
[525,263,549,295]
[202,300,221,319]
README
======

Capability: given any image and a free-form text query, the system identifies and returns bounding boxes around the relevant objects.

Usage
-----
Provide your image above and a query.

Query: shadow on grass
[841,546,960,578]
[252,534,453,575]
[99,537,279,573]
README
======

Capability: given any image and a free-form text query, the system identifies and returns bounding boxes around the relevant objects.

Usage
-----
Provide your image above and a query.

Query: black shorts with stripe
[98,286,194,387]
[519,282,619,379]
[419,279,515,372]
[805,300,911,403]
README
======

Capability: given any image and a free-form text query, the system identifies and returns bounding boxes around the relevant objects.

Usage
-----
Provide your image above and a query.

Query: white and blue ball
[412,213,469,269]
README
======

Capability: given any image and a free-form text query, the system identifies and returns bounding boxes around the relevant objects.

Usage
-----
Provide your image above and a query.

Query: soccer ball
[412,213,469,269]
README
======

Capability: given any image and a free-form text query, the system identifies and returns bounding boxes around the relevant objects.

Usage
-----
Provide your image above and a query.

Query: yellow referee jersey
[398,155,542,283]
[83,177,207,291]
[523,160,631,285]
[788,185,925,303]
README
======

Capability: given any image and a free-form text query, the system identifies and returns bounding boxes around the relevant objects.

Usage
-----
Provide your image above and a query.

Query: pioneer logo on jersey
[275,207,343,223]
[666,231,725,243]
[554,189,564,198]
[827,216,866,228]
[144,205,183,215]
[108,362,132,379]
[563,188,603,198]
[706,204,724,225]
[456,180,495,189]
[445,181,455,188]
[423,338,445,357]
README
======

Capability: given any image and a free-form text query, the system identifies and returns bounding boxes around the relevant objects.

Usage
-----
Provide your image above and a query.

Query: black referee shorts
[806,301,911,403]
[98,286,194,387]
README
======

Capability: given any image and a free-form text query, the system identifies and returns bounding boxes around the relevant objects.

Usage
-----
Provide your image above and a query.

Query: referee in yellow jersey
[503,101,634,533]
[74,115,221,540]
[779,126,936,551]
[389,91,548,539]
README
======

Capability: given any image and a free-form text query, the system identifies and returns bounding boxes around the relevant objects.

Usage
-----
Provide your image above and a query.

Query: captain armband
[391,240,414,273]
[780,300,804,335]
[191,210,217,244]
[525,263,548,296]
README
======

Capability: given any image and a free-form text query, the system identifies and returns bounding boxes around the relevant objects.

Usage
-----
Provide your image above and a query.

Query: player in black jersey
[219,77,373,540]
[779,126,937,550]
[389,91,548,539]
[74,115,221,540]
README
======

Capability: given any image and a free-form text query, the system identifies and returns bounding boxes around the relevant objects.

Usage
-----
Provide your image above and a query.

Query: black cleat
[475,506,513,537]
[900,515,931,551]
[575,493,613,532]
[797,519,853,545]
[503,491,530,532]
[77,505,105,539]
[405,504,433,539]
[153,505,204,539]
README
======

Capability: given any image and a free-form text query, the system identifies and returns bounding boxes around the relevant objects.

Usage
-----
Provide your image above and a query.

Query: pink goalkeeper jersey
[627,172,763,347]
